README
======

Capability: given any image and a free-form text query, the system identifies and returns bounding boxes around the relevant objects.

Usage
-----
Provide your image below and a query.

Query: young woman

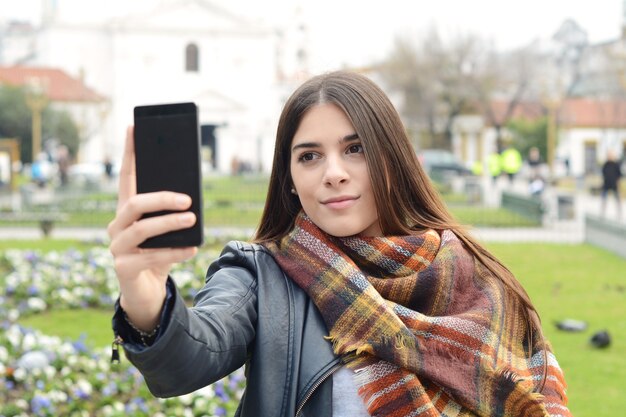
[109,71,570,416]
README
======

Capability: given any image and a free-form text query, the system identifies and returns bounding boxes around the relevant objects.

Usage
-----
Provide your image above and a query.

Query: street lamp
[25,76,48,162]
[545,99,558,174]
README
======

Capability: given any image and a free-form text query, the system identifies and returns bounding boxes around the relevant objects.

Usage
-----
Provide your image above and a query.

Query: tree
[506,116,548,162]
[378,30,543,154]
[473,44,539,152]
[378,29,492,150]
[0,85,80,163]
[0,85,32,160]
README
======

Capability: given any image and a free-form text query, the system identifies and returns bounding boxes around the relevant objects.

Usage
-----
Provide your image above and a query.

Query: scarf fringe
[264,212,569,417]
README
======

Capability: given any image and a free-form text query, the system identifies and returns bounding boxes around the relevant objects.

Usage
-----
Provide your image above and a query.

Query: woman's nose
[323,155,349,186]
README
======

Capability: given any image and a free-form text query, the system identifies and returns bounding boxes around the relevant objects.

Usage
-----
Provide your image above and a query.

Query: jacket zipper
[294,362,342,417]
[111,335,123,364]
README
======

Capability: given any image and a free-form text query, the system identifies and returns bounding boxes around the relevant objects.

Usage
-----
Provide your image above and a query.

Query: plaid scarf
[264,213,570,417]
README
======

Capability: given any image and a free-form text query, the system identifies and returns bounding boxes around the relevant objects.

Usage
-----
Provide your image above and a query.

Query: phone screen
[133,102,203,248]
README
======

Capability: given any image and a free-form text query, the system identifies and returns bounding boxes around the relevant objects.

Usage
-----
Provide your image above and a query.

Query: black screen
[134,102,203,247]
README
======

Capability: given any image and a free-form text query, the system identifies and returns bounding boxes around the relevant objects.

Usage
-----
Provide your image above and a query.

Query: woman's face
[289,103,381,237]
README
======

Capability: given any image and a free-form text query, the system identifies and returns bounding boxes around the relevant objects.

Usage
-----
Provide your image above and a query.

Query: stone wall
[585,215,626,259]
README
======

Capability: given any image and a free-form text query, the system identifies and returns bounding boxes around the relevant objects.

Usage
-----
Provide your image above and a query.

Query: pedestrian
[487,152,501,184]
[56,145,70,187]
[600,150,622,218]
[104,156,114,180]
[108,71,570,416]
[527,146,542,179]
[501,145,523,183]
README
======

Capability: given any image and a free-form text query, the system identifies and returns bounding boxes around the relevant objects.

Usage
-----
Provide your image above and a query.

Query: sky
[0,0,624,72]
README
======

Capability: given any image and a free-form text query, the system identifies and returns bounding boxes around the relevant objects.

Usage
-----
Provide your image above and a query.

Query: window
[185,43,199,72]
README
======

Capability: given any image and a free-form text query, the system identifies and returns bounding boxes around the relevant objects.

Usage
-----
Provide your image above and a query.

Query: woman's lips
[322,196,358,210]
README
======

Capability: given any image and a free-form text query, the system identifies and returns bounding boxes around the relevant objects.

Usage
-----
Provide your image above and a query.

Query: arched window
[185,43,199,72]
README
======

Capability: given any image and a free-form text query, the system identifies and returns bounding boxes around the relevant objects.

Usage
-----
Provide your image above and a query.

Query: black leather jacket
[113,241,341,416]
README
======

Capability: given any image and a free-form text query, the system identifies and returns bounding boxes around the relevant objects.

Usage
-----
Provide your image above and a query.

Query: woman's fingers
[117,126,137,210]
[109,209,196,255]
[107,191,192,238]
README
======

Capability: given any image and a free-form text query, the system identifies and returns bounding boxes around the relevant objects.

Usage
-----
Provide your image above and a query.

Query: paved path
[0,223,585,244]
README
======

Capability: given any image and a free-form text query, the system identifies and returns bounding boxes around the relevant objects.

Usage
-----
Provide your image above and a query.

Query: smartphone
[133,102,204,248]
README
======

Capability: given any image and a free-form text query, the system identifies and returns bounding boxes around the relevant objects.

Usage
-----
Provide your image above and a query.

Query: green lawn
[18,309,113,348]
[488,243,626,417]
[1,176,542,229]
[10,239,625,416]
[0,238,103,252]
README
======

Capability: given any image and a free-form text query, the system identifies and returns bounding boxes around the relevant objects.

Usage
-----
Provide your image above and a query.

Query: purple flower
[215,406,227,416]
[214,382,229,402]
[31,395,52,413]
[27,285,40,296]
[24,251,39,263]
[102,382,117,396]
[73,387,90,400]
[72,334,89,353]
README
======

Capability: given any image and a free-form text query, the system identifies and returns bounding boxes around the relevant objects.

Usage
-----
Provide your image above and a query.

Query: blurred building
[451,4,626,180]
[0,65,108,162]
[453,98,626,178]
[0,0,311,172]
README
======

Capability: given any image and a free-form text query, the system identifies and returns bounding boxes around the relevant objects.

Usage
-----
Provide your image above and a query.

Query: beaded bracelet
[123,312,160,346]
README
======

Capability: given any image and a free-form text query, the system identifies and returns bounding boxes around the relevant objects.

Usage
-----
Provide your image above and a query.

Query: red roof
[559,98,626,128]
[484,98,626,129]
[0,66,105,102]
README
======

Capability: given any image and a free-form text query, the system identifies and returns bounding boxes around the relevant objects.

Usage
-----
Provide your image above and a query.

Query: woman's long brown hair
[254,70,546,388]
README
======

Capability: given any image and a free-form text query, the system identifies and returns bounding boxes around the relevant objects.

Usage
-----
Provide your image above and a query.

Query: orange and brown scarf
[264,213,570,417]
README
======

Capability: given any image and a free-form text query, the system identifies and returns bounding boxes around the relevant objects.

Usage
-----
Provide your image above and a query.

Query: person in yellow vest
[471,160,483,176]
[487,152,501,184]
[501,146,523,183]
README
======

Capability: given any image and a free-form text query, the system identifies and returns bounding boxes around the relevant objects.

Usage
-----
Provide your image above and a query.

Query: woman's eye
[347,144,364,154]
[298,152,317,162]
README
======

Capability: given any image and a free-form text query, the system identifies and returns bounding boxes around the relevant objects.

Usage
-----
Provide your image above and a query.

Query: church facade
[0,0,308,173]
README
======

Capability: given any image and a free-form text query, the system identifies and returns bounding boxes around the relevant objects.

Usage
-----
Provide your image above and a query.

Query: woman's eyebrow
[341,133,359,142]
[291,133,359,153]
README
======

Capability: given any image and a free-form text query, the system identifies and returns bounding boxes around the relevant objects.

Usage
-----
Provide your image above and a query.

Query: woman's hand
[107,126,198,331]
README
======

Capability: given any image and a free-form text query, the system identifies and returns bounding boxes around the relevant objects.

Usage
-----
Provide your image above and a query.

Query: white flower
[8,308,20,321]
[14,398,28,409]
[178,393,193,406]
[44,365,57,379]
[172,270,195,287]
[76,378,93,395]
[195,384,214,398]
[0,346,8,362]
[57,288,72,301]
[13,367,26,381]
[194,397,208,409]
[48,389,68,402]
[101,405,114,416]
[22,333,38,350]
[60,343,76,356]
[27,297,47,311]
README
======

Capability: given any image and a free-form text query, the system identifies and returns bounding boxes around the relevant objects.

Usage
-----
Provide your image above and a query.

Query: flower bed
[0,247,246,416]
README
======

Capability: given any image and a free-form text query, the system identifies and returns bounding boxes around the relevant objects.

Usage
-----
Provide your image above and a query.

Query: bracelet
[123,312,160,346]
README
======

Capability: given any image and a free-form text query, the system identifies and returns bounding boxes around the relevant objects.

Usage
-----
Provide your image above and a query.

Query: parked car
[417,149,472,180]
